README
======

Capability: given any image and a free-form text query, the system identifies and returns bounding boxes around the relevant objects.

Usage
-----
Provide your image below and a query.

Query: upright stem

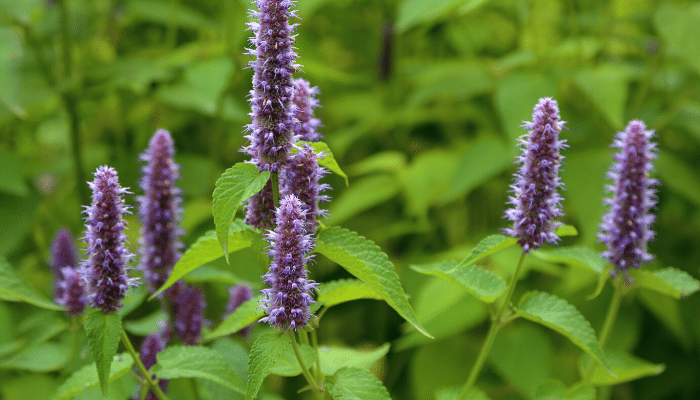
[310,328,322,382]
[289,332,323,398]
[67,316,81,374]
[584,283,624,382]
[459,253,527,400]
[271,172,280,207]
[121,329,170,400]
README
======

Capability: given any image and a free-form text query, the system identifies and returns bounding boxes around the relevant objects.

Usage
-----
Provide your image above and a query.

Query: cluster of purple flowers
[51,228,86,316]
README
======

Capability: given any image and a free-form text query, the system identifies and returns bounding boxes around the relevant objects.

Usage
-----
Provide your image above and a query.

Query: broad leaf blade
[295,141,348,185]
[318,344,390,376]
[51,353,134,400]
[316,279,383,308]
[580,350,665,386]
[246,333,291,400]
[535,381,595,400]
[327,367,391,400]
[436,387,491,400]
[206,296,264,340]
[0,257,65,311]
[532,247,606,274]
[269,343,315,377]
[212,162,270,262]
[316,227,432,338]
[410,261,507,303]
[83,311,122,395]
[155,346,246,394]
[631,267,700,299]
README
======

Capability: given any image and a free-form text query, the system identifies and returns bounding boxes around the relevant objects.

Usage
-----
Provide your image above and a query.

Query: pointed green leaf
[83,311,122,395]
[154,346,245,394]
[0,343,70,372]
[327,174,401,225]
[327,367,391,400]
[517,291,611,372]
[572,66,634,129]
[580,350,665,386]
[206,295,264,340]
[436,387,491,400]
[535,381,595,400]
[315,227,432,338]
[269,343,315,377]
[410,261,507,303]
[295,141,348,185]
[246,333,291,400]
[123,309,167,336]
[397,0,488,32]
[532,247,606,274]
[118,285,149,318]
[0,257,65,310]
[51,353,134,400]
[213,162,270,262]
[151,220,257,298]
[631,267,700,299]
[316,279,383,308]
[318,343,390,376]
[182,265,242,285]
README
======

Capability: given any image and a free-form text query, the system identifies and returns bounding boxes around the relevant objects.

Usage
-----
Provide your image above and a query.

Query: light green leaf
[631,267,700,299]
[0,343,69,372]
[436,387,491,400]
[154,346,246,394]
[657,152,700,209]
[410,261,507,303]
[123,309,167,336]
[0,152,28,196]
[397,0,489,32]
[496,72,557,141]
[534,381,595,400]
[269,343,315,377]
[397,149,462,218]
[84,311,123,395]
[212,162,270,262]
[118,285,149,318]
[318,343,390,376]
[130,0,217,30]
[182,265,242,285]
[517,291,610,372]
[572,66,634,130]
[316,279,383,308]
[655,3,700,76]
[294,141,348,185]
[206,296,263,340]
[51,353,134,400]
[327,174,401,225]
[327,367,391,400]
[580,350,665,386]
[0,257,65,310]
[315,227,432,338]
[405,62,495,112]
[246,333,291,400]
[532,247,606,274]
[347,151,407,176]
[152,220,257,298]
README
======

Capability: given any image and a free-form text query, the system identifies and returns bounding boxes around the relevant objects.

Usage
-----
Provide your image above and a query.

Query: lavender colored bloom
[139,334,168,399]
[50,228,78,303]
[82,166,138,313]
[174,286,206,345]
[138,129,184,294]
[58,267,87,316]
[599,120,658,277]
[504,98,567,253]
[242,0,299,173]
[292,79,322,142]
[260,195,317,330]
[245,180,276,230]
[225,284,254,338]
[280,144,331,232]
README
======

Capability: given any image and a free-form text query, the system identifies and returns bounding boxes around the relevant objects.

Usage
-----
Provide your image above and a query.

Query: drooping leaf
[316,279,382,308]
[532,247,606,274]
[246,333,291,400]
[51,353,134,400]
[435,387,491,400]
[631,267,700,299]
[0,257,64,311]
[327,367,391,400]
[315,227,432,338]
[318,343,390,376]
[517,291,610,372]
[154,346,246,394]
[580,350,665,386]
[212,163,270,262]
[294,141,348,185]
[410,261,507,303]
[83,311,123,395]
[534,381,595,400]
[269,342,315,377]
[327,174,401,225]
[206,296,264,340]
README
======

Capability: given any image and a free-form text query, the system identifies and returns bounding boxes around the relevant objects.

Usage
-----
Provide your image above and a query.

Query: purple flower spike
[174,286,206,345]
[82,166,138,313]
[226,284,254,338]
[292,79,322,142]
[139,334,168,399]
[245,180,276,230]
[504,98,567,253]
[260,195,318,331]
[138,129,184,294]
[50,228,78,303]
[281,144,331,232]
[242,0,299,172]
[58,267,87,316]
[599,120,658,278]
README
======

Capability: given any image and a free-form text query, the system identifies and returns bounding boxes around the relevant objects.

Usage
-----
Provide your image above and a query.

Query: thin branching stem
[121,329,170,400]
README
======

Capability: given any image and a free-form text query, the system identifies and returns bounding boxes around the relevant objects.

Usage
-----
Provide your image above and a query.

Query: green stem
[271,172,280,207]
[121,329,170,400]
[290,333,323,397]
[190,378,201,400]
[67,316,80,374]
[310,328,322,382]
[584,283,624,382]
[459,253,527,400]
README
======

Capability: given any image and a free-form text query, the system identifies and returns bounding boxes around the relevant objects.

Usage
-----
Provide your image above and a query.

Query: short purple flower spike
[174,286,206,345]
[281,144,331,232]
[292,79,322,142]
[138,129,184,294]
[225,284,254,338]
[599,120,658,277]
[82,166,138,313]
[139,334,168,399]
[50,228,78,304]
[260,195,317,330]
[242,0,299,173]
[245,180,276,230]
[504,98,567,253]
[58,267,87,316]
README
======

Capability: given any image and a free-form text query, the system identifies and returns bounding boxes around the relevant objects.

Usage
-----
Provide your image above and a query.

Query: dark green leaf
[154,346,246,394]
[631,267,700,299]
[436,387,491,400]
[246,333,291,400]
[580,350,665,386]
[0,152,28,196]
[206,296,264,340]
[0,257,65,311]
[84,311,123,395]
[327,367,391,400]
[51,353,134,400]
[410,261,507,303]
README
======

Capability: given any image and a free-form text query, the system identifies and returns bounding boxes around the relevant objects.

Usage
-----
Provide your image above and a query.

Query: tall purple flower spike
[242,0,299,173]
[599,120,658,278]
[82,166,138,313]
[260,195,317,330]
[58,268,87,316]
[50,228,78,304]
[281,144,331,232]
[174,286,206,345]
[225,284,254,338]
[504,98,567,253]
[139,334,168,400]
[292,78,322,142]
[138,129,184,294]
[245,180,276,230]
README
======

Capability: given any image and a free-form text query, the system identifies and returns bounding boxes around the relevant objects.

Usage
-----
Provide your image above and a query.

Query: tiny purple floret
[58,267,87,316]
[281,144,331,232]
[50,228,78,304]
[225,284,254,338]
[292,78,322,142]
[174,286,206,345]
[245,180,276,230]
[139,333,168,399]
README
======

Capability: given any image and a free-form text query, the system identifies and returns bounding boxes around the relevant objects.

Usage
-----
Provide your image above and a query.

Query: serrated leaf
[294,141,348,186]
[0,257,65,310]
[213,163,270,262]
[206,296,264,340]
[580,350,665,386]
[517,291,611,373]
[51,353,134,400]
[327,367,391,400]
[410,261,506,303]
[315,227,432,338]
[318,343,390,376]
[152,220,257,298]
[269,343,315,377]
[435,387,491,400]
[84,311,122,395]
[631,267,700,299]
[246,333,291,400]
[154,345,246,394]
[316,279,383,308]
[534,381,595,400]
[532,247,606,274]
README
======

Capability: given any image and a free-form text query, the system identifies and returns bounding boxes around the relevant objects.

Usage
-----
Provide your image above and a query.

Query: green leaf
[318,343,390,376]
[534,381,595,400]
[182,265,242,285]
[347,151,407,176]
[118,285,149,318]
[532,247,606,274]
[246,333,291,400]
[435,387,491,400]
[212,162,270,263]
[410,261,507,303]
[51,353,134,400]
[580,350,665,386]
[0,152,28,196]
[327,174,401,225]
[123,309,167,336]
[0,257,64,310]
[496,72,557,141]
[315,227,432,338]
[154,346,246,394]
[269,343,315,377]
[0,343,69,372]
[397,0,489,32]
[572,66,634,130]
[130,0,216,30]
[316,279,383,308]
[655,3,700,76]
[152,220,257,298]
[631,267,700,299]
[517,291,611,373]
[294,141,348,185]
[84,311,123,395]
[206,296,264,340]
[656,152,700,209]
[327,367,391,400]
